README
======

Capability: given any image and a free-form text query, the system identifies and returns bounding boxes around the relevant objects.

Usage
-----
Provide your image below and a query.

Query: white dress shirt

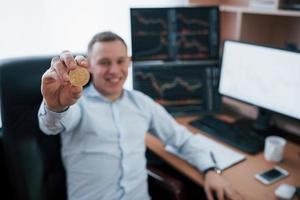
[38,84,214,200]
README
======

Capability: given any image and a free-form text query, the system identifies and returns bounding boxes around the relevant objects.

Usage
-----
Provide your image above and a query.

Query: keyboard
[190,116,265,154]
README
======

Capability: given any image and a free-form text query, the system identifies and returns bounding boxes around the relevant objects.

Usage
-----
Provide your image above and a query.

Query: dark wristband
[203,166,222,177]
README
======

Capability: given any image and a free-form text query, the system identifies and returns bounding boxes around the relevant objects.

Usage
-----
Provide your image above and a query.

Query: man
[38,31,242,200]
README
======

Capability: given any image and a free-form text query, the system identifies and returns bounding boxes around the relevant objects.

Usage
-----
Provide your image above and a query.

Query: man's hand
[41,51,88,112]
[204,171,243,200]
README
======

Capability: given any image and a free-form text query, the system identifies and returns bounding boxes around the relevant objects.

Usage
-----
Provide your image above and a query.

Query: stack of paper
[165,133,246,171]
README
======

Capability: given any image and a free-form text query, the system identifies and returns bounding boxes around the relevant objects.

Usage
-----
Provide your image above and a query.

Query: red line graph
[177,53,209,59]
[180,28,209,35]
[176,36,208,52]
[135,30,168,36]
[136,71,202,97]
[133,13,168,29]
[176,14,209,27]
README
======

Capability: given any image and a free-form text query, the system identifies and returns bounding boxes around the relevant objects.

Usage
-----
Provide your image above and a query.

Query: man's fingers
[60,50,77,70]
[42,68,58,84]
[217,189,224,200]
[70,86,83,99]
[51,56,60,66]
[75,55,88,68]
[205,186,215,200]
[52,57,69,83]
[51,56,68,83]
[57,86,81,108]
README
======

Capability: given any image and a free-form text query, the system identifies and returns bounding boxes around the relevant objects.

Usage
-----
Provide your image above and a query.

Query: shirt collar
[85,83,126,103]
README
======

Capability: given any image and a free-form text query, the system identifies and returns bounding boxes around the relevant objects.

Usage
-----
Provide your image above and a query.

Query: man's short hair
[87,31,127,53]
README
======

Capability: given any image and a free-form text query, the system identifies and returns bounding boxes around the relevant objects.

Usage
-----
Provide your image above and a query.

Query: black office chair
[0,56,66,200]
[0,56,186,200]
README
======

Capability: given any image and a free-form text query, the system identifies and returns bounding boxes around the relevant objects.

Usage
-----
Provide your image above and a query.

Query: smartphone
[255,166,289,185]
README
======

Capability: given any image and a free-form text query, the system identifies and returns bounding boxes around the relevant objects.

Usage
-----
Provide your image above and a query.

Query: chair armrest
[147,165,186,200]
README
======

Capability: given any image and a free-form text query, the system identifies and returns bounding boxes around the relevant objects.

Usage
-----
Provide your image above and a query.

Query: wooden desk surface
[146,115,300,200]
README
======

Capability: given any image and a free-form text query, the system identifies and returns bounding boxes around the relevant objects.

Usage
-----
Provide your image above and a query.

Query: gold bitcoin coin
[69,67,90,87]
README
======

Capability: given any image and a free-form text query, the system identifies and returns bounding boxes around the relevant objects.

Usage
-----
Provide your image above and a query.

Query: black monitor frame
[130,6,220,62]
[219,40,300,134]
[133,60,221,116]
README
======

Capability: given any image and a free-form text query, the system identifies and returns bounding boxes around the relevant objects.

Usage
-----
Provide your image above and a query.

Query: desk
[146,115,300,200]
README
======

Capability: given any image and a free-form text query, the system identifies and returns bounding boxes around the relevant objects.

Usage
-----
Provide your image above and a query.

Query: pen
[210,151,222,175]
[210,151,218,166]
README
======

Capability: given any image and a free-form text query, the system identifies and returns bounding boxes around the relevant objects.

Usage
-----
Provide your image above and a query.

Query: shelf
[220,5,300,17]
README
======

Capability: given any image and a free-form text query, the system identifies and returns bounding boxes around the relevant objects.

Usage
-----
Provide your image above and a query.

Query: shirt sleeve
[38,100,81,135]
[147,98,215,172]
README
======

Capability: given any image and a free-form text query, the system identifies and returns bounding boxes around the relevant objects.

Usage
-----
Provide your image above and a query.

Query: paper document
[165,133,246,171]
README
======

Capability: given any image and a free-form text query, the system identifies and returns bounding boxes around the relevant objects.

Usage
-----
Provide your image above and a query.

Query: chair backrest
[0,56,66,200]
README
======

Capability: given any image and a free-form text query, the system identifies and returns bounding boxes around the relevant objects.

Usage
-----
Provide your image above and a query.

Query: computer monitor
[130,6,219,61]
[219,40,300,131]
[133,61,221,115]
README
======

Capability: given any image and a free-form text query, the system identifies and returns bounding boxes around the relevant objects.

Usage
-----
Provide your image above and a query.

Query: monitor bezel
[130,5,220,62]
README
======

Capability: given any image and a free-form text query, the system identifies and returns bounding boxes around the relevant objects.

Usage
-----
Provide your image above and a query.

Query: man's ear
[127,56,132,66]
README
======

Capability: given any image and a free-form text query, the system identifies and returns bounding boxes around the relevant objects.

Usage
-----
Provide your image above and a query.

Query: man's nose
[108,63,119,73]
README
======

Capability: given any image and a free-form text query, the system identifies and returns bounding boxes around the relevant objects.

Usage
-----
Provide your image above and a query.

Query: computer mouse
[275,184,296,199]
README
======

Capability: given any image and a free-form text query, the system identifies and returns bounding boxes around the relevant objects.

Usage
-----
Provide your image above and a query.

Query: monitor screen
[219,40,300,120]
[133,61,220,115]
[130,6,219,61]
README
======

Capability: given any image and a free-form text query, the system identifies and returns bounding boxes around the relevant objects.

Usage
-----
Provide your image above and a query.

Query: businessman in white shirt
[38,31,242,200]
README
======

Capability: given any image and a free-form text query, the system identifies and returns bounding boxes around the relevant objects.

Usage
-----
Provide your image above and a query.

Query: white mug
[264,136,286,162]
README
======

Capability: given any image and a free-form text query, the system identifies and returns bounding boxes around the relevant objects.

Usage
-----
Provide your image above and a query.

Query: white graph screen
[219,40,300,120]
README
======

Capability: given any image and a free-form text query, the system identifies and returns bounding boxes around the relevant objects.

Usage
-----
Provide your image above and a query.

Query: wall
[0,0,188,128]
[0,0,188,88]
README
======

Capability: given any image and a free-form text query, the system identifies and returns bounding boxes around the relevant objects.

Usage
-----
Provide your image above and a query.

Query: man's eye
[117,60,124,64]
[100,61,110,66]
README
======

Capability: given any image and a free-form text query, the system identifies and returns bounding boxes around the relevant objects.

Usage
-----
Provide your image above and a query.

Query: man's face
[88,40,130,100]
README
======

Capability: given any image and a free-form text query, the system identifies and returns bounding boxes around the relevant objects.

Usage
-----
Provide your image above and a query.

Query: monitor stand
[254,108,274,131]
[233,108,282,138]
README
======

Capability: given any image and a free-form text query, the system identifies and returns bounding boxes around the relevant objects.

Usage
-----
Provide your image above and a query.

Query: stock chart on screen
[131,9,169,60]
[133,61,221,115]
[130,6,219,61]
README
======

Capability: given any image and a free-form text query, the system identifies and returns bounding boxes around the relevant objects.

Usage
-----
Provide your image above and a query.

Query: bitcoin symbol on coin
[69,67,90,87]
